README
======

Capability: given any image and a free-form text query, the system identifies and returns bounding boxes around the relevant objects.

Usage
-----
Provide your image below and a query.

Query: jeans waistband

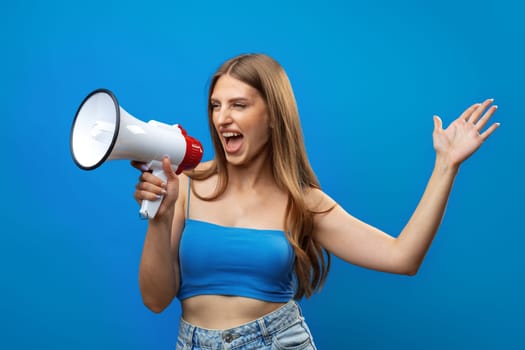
[178,300,302,348]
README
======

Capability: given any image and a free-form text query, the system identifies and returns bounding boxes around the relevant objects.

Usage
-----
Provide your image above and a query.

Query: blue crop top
[177,187,295,302]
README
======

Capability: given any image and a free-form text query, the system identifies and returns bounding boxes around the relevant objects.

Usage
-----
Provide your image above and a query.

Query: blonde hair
[189,53,331,299]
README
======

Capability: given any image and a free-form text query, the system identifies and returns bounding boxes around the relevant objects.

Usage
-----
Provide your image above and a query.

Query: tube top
[177,219,295,302]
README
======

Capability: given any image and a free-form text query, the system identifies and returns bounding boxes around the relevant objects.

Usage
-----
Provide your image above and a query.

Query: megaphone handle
[139,160,168,220]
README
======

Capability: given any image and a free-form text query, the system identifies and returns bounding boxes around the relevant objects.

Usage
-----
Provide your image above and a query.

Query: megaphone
[70,88,204,219]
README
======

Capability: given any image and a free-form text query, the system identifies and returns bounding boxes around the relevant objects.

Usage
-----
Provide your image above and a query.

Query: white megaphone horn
[70,88,204,219]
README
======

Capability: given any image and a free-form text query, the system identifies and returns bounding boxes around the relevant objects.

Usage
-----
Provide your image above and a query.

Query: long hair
[189,53,331,299]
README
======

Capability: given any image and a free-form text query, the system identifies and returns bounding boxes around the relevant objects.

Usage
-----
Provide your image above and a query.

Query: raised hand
[432,98,500,167]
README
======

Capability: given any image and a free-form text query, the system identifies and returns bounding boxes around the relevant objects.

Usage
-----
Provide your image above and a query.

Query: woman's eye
[211,103,220,110]
[233,103,245,109]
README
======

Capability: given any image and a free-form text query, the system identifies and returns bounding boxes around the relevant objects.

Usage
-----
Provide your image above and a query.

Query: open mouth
[222,132,244,153]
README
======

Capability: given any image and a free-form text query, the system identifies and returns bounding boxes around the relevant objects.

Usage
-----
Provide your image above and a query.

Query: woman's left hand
[433,98,500,168]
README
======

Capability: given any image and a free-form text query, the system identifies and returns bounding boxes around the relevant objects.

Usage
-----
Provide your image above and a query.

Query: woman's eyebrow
[210,97,250,103]
[229,97,249,103]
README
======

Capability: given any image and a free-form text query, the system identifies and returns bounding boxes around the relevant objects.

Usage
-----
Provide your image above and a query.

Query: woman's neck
[225,152,275,192]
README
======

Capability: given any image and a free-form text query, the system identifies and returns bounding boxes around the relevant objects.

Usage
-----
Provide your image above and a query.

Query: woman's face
[211,74,271,166]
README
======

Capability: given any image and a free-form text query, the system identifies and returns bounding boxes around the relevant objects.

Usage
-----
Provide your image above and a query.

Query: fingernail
[156,194,162,199]
[140,164,150,171]
[161,189,167,195]
[161,182,167,188]
[493,105,498,109]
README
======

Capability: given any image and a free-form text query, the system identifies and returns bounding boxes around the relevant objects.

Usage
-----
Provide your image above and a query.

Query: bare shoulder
[183,160,218,198]
[304,187,338,213]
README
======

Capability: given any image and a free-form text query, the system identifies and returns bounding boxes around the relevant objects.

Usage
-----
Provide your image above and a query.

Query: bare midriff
[181,295,287,329]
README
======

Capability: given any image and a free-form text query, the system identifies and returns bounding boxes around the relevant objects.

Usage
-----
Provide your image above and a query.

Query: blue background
[2,0,524,348]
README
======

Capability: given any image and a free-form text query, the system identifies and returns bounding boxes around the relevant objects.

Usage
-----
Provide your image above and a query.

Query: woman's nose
[215,107,233,125]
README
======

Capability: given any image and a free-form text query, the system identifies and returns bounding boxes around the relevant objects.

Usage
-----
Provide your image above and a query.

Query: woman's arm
[134,157,186,313]
[312,99,499,275]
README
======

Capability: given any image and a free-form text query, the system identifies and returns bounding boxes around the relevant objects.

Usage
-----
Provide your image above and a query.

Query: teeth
[222,132,241,138]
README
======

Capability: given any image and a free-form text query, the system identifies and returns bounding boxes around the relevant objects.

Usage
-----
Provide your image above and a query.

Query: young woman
[133,53,499,349]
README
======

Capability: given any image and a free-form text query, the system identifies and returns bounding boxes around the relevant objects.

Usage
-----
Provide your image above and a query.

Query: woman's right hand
[131,156,179,221]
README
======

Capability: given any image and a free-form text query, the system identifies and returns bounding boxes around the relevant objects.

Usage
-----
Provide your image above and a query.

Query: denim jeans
[176,300,317,350]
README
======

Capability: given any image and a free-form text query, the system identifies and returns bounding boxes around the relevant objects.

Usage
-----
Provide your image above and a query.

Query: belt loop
[292,300,303,320]
[190,325,197,347]
[257,318,272,346]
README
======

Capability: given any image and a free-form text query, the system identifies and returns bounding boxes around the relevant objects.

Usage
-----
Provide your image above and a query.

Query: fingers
[466,98,494,124]
[131,157,180,218]
[475,104,498,132]
[130,160,151,172]
[139,171,167,190]
[468,99,499,140]
[459,103,481,121]
[134,188,164,202]
[162,156,178,179]
[458,98,500,139]
[133,160,170,204]
[433,115,443,132]
[480,121,501,141]
[134,173,167,202]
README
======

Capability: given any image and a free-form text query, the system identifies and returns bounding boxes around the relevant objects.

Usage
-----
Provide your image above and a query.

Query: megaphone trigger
[138,160,173,220]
